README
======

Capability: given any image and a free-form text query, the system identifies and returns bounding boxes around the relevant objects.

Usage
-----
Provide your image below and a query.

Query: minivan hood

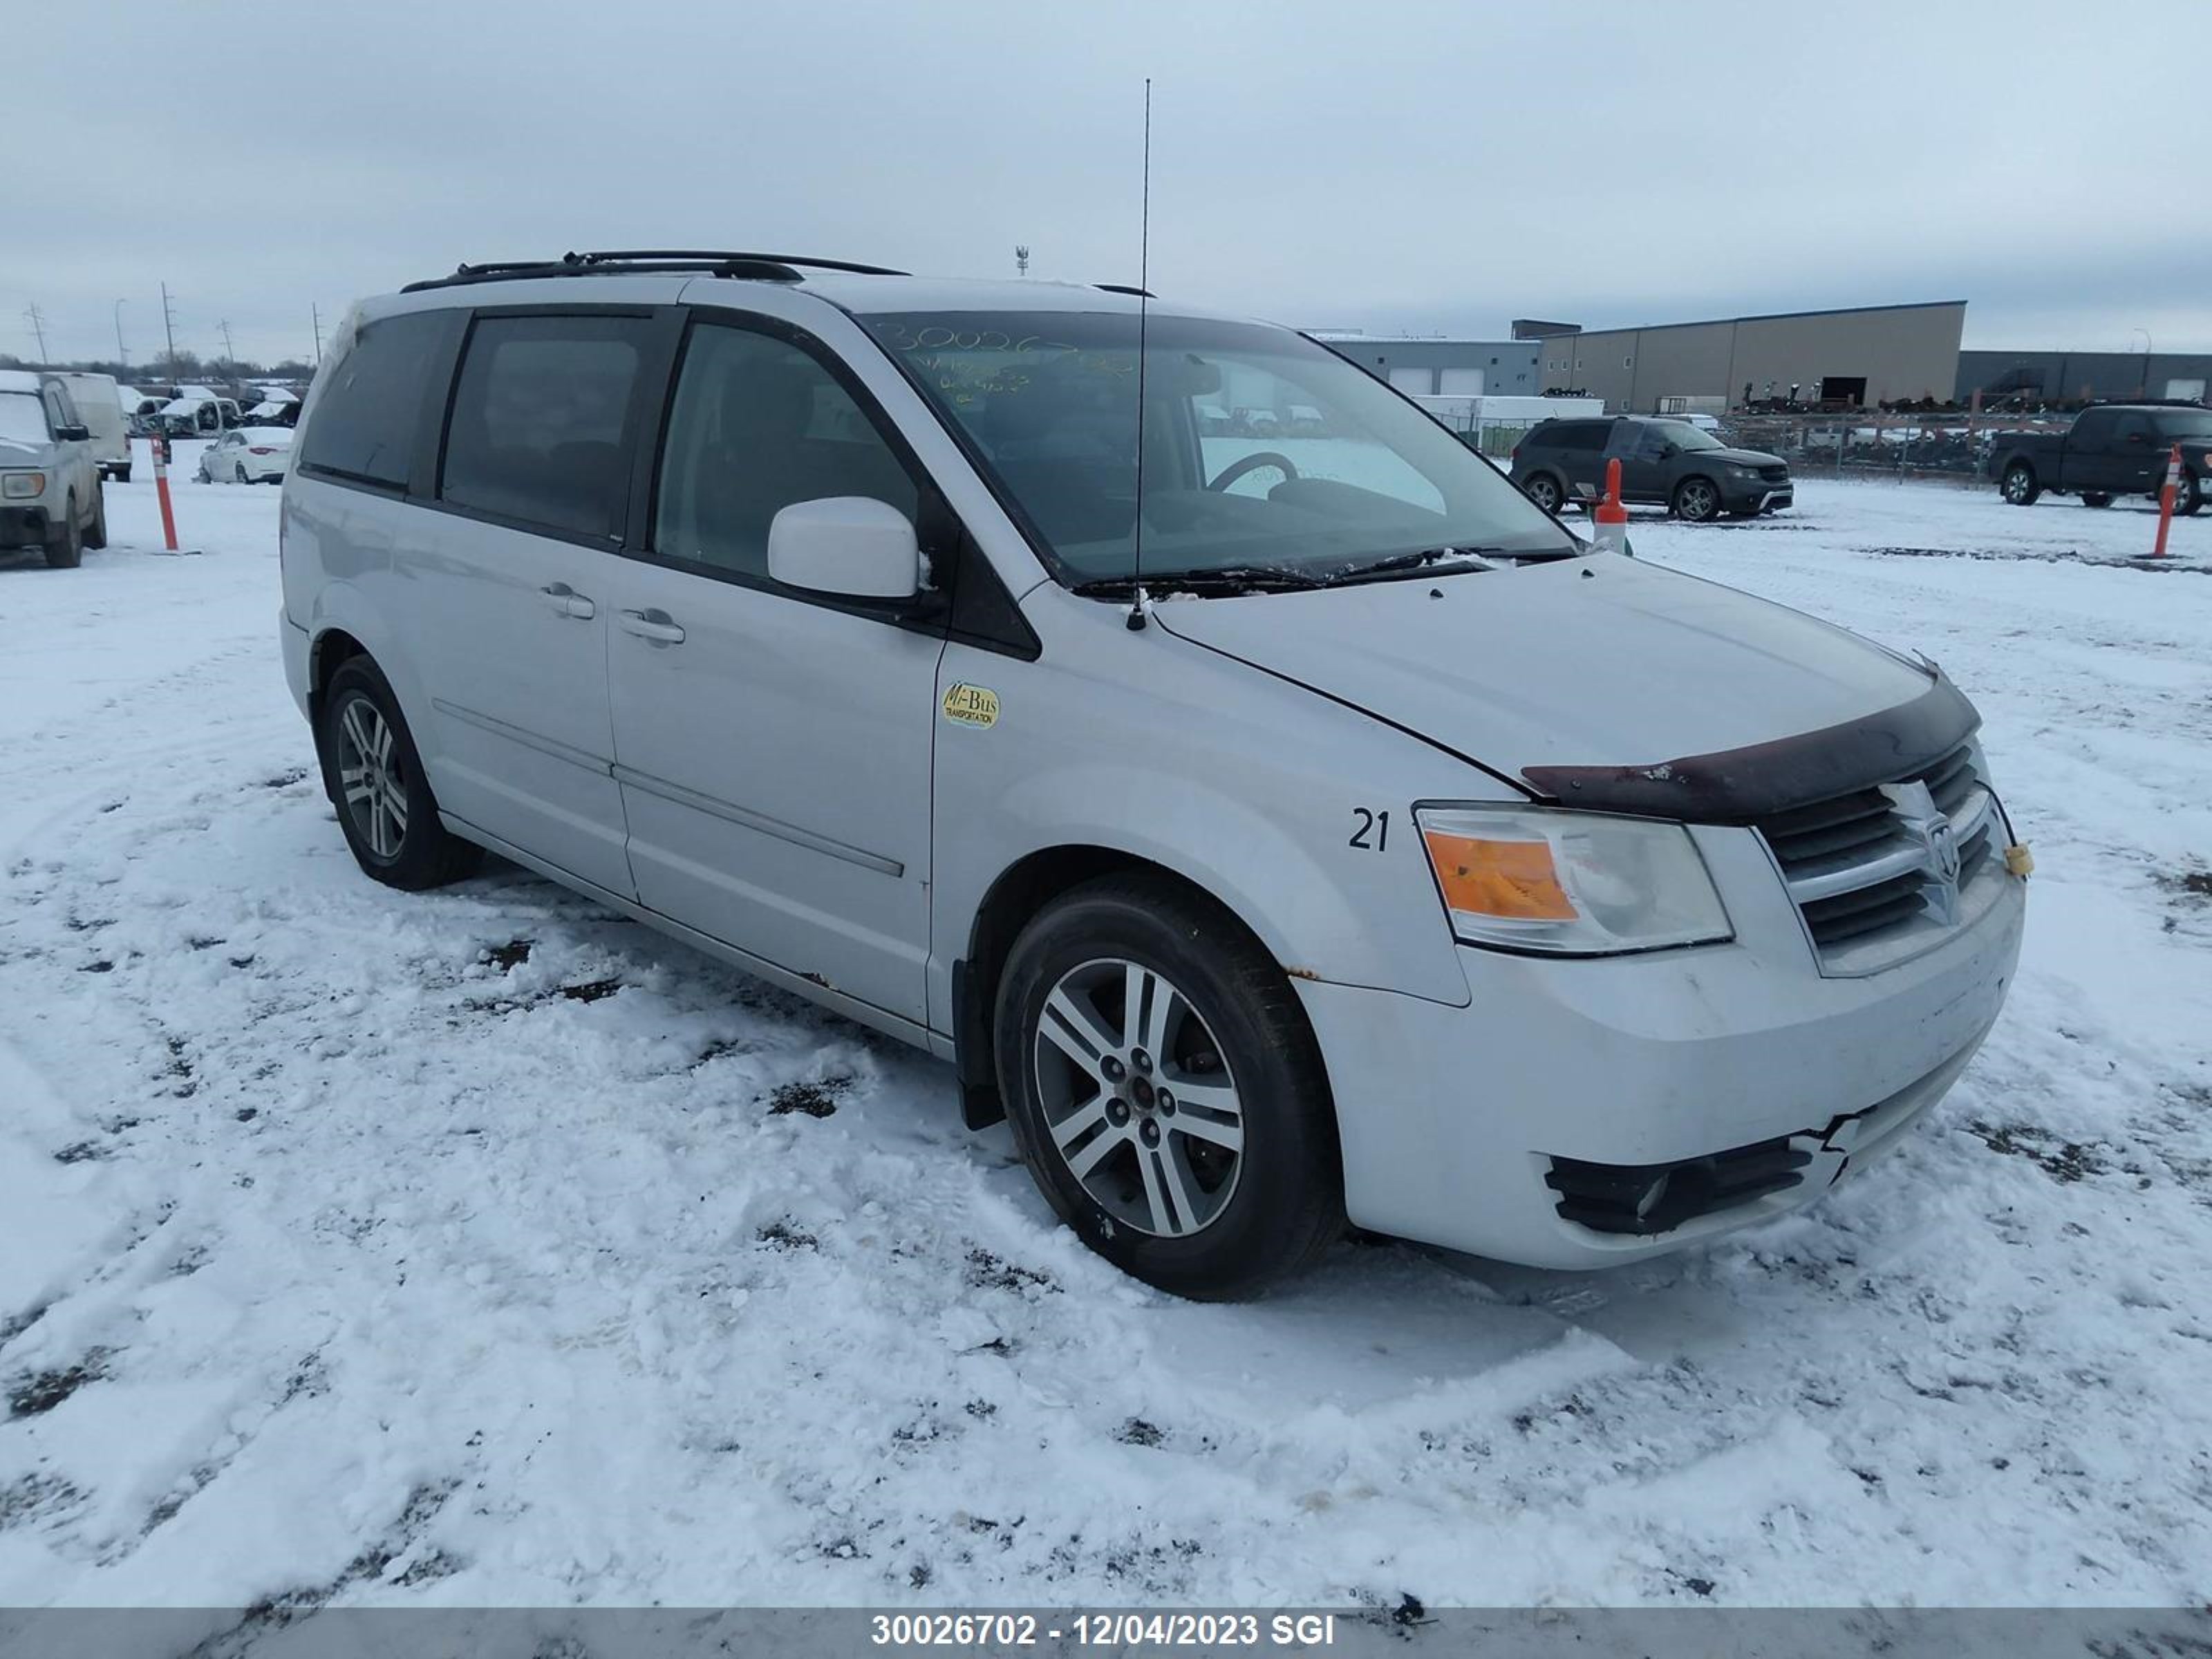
[1152,555,1935,786]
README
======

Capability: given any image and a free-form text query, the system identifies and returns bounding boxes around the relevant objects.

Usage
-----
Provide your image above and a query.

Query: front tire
[1671,476,1721,522]
[84,487,107,551]
[44,497,82,568]
[995,874,1342,1300]
[2000,462,2040,505]
[315,657,484,891]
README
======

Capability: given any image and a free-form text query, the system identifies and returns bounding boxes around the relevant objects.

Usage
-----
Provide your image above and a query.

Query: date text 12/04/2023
[870,1611,1341,1647]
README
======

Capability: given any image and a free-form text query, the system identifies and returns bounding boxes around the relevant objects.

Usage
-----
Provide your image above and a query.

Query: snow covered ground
[2,449,2209,1611]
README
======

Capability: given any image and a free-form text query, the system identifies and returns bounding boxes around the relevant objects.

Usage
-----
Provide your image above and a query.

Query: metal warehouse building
[1512,301,1967,413]
[1956,349,2212,406]
[1311,335,1542,398]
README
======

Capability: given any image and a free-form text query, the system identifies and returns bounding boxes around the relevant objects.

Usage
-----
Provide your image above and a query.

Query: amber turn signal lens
[1422,831,1578,921]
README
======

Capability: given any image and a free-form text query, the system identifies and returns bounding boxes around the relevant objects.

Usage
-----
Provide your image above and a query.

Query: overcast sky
[14,0,2208,369]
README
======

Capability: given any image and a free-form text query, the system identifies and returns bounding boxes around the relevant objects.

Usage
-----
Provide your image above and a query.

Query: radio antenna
[1126,77,1153,632]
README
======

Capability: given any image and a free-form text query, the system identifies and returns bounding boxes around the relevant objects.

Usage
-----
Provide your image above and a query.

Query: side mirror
[55,423,90,442]
[767,496,922,600]
[1657,442,1680,459]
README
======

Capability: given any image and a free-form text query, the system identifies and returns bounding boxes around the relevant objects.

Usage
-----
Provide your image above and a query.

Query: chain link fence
[1710,411,2072,485]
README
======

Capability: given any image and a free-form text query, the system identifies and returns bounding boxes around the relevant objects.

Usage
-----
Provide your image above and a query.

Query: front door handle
[541,582,596,620]
[618,608,686,646]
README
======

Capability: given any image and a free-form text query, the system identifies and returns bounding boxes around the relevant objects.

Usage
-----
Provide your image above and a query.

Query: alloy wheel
[1678,480,1718,521]
[1032,957,1245,1238]
[335,694,409,861]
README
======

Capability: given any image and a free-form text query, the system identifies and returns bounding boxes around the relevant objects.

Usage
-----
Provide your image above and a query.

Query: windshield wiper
[1072,563,1329,598]
[1320,545,1503,585]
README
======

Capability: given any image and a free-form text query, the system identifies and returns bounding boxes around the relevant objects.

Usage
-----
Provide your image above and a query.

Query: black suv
[1511,415,1792,521]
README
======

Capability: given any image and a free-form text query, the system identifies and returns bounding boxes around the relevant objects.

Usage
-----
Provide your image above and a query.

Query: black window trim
[426,301,682,551]
[621,305,1039,659]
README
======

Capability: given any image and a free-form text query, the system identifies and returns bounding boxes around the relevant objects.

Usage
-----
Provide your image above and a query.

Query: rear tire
[2175,472,2204,517]
[1520,472,1564,516]
[315,657,484,891]
[234,462,249,485]
[2000,462,2040,505]
[994,873,1343,1300]
[44,498,82,568]
[2080,491,2112,508]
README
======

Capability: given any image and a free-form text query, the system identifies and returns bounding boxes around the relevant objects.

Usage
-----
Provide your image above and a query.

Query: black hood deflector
[1521,672,1978,825]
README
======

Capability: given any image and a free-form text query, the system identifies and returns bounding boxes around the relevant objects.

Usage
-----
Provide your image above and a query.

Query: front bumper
[1723,477,1792,513]
[1296,863,2024,1268]
[1,503,53,547]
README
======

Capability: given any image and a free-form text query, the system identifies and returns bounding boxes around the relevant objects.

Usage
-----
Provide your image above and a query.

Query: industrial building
[1956,348,2212,407]
[1311,335,1541,398]
[1511,301,1967,412]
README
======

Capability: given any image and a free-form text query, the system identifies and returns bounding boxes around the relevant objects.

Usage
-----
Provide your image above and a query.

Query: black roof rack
[1093,283,1155,299]
[402,249,907,293]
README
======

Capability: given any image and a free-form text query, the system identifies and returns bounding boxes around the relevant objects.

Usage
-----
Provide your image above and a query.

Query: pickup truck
[1990,403,2209,514]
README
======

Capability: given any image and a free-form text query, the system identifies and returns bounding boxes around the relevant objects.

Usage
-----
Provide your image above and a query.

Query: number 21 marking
[1349,808,1389,851]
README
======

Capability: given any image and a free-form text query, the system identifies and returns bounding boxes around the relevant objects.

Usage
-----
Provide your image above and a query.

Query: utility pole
[22,302,48,365]
[113,299,129,366]
[218,319,238,374]
[160,281,179,371]
[312,302,324,364]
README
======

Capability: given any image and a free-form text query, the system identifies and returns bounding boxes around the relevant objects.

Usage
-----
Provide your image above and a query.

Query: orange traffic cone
[2151,442,2182,559]
[1590,458,1631,556]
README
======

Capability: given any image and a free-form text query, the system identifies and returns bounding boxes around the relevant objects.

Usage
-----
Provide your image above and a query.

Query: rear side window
[441,315,654,539]
[653,323,918,581]
[1544,422,1607,451]
[299,310,449,488]
[2070,408,2114,446]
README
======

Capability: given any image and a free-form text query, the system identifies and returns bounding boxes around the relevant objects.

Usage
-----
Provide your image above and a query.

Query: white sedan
[196,427,293,484]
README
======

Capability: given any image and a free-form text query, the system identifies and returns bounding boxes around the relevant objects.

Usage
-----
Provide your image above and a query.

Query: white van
[55,373,132,483]
[279,252,2027,1298]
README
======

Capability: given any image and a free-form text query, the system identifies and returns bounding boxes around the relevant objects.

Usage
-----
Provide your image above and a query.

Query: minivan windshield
[863,310,1579,586]
[0,393,48,445]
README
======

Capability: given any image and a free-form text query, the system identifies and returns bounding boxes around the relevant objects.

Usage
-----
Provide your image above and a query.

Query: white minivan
[279,252,2026,1298]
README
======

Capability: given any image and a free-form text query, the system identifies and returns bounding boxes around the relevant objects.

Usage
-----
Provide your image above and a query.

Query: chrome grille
[1758,741,2005,973]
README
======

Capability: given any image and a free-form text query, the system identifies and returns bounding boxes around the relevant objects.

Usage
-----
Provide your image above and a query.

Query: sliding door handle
[618,608,686,645]
[540,582,596,620]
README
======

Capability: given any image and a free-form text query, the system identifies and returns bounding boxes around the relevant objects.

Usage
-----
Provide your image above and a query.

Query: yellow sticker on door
[941,683,1001,728]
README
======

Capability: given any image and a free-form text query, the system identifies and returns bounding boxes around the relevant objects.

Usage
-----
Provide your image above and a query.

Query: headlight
[2,471,46,499]
[1417,805,1732,955]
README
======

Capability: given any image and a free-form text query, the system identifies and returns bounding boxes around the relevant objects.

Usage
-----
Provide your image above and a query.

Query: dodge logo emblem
[1927,818,1961,886]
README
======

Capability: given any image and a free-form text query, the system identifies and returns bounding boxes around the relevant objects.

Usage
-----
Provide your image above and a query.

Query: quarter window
[441,315,654,538]
[298,310,451,489]
[653,324,918,581]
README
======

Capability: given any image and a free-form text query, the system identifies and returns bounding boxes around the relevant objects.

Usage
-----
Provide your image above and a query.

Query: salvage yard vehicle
[1990,403,2209,512]
[1512,415,1793,520]
[196,425,292,483]
[55,372,133,483]
[0,369,106,568]
[281,251,2027,1298]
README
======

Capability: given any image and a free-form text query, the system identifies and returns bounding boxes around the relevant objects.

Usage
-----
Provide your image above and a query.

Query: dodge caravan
[279,252,2027,1298]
